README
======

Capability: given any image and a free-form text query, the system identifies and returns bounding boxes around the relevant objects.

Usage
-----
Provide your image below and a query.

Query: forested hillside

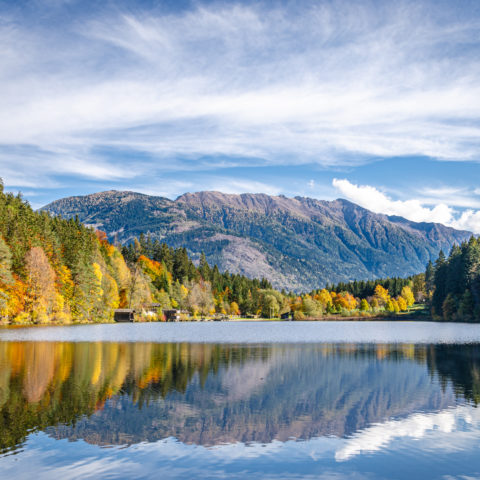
[43,190,471,291]
[2,178,452,323]
[0,182,272,323]
[427,237,480,321]
[0,180,426,323]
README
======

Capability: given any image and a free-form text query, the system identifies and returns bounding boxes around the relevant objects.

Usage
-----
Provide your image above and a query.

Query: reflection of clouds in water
[335,405,479,461]
[4,405,480,480]
[217,361,273,402]
[2,438,141,480]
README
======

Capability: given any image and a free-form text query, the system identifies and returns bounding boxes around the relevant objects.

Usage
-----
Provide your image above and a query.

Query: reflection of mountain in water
[0,342,478,452]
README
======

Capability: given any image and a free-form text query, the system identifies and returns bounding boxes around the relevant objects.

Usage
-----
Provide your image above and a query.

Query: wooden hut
[164,309,181,322]
[114,309,135,323]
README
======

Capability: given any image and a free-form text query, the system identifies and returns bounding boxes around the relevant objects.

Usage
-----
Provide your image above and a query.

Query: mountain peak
[43,190,471,291]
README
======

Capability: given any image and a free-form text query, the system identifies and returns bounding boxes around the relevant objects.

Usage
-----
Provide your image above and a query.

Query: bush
[293,310,305,320]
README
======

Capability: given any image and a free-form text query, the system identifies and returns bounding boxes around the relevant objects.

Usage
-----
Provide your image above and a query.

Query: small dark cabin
[164,309,181,322]
[114,309,135,322]
[281,312,293,320]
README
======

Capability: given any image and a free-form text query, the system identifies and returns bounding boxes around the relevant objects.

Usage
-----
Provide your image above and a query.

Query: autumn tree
[360,299,370,311]
[302,296,322,318]
[187,280,214,319]
[24,247,57,322]
[316,289,333,311]
[400,286,415,307]
[397,296,408,311]
[374,285,390,307]
[261,294,279,318]
[230,301,240,316]
[0,237,13,316]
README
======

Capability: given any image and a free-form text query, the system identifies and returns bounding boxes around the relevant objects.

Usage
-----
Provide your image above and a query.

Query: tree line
[0,180,425,323]
[427,236,480,321]
[325,275,425,301]
[0,181,279,323]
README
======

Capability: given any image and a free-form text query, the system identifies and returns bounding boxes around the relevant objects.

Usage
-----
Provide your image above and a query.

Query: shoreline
[0,316,444,327]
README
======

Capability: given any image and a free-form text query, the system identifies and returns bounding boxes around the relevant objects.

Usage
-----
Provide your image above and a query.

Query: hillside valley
[43,190,471,291]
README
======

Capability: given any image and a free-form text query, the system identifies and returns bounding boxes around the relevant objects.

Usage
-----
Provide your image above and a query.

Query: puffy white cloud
[453,210,480,234]
[332,178,454,223]
[332,178,480,233]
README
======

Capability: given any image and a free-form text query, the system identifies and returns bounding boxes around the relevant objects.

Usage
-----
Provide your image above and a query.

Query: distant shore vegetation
[0,179,478,324]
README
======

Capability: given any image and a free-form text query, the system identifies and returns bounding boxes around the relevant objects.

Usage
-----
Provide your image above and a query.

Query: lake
[1,321,480,479]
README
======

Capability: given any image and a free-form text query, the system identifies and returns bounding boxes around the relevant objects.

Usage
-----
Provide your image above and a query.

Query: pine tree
[432,250,448,316]
[198,252,211,281]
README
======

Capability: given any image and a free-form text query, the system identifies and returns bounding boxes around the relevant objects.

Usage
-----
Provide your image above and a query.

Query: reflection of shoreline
[0,342,478,453]
[0,314,432,327]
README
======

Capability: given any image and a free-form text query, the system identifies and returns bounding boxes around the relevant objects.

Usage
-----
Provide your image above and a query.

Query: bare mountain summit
[43,190,471,291]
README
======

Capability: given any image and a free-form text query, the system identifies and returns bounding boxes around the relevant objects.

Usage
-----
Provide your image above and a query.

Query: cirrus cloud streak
[1,0,480,189]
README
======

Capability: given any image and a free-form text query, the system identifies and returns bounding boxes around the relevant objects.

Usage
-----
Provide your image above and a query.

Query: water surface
[2,320,480,343]
[1,322,480,479]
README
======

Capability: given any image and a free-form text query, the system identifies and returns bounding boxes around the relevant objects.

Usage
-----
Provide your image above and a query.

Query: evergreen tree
[432,250,447,316]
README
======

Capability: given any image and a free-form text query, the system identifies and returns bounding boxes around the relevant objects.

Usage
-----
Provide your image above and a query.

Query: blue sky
[1,0,480,231]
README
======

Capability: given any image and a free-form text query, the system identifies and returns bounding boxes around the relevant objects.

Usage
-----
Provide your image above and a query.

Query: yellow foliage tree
[360,298,370,311]
[397,296,408,311]
[385,298,395,312]
[230,301,240,315]
[316,289,333,310]
[391,298,400,313]
[102,273,120,317]
[400,286,415,307]
[374,285,390,306]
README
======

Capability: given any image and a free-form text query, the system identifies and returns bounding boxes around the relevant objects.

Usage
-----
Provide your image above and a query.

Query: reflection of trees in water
[0,342,478,452]
[0,342,268,452]
[427,344,480,405]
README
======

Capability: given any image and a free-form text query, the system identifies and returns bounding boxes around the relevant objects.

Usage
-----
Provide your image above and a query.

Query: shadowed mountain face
[42,190,471,291]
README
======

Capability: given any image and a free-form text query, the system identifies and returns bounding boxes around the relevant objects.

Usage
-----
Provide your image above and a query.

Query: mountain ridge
[43,190,472,291]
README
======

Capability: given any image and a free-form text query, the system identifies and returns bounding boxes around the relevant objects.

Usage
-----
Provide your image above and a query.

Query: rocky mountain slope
[43,190,471,291]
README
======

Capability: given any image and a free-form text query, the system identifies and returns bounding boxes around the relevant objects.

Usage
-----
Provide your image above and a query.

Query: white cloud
[453,210,480,234]
[207,179,281,196]
[117,178,281,199]
[332,178,454,223]
[1,0,480,186]
[332,178,480,233]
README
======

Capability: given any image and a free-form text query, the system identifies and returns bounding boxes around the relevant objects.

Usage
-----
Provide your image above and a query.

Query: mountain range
[43,190,471,291]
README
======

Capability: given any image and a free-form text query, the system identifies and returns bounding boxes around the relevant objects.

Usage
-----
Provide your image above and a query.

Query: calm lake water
[1,321,480,479]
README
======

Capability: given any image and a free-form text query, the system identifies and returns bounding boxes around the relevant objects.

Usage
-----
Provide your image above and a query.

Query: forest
[427,237,480,321]
[1,178,477,324]
[0,181,275,323]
